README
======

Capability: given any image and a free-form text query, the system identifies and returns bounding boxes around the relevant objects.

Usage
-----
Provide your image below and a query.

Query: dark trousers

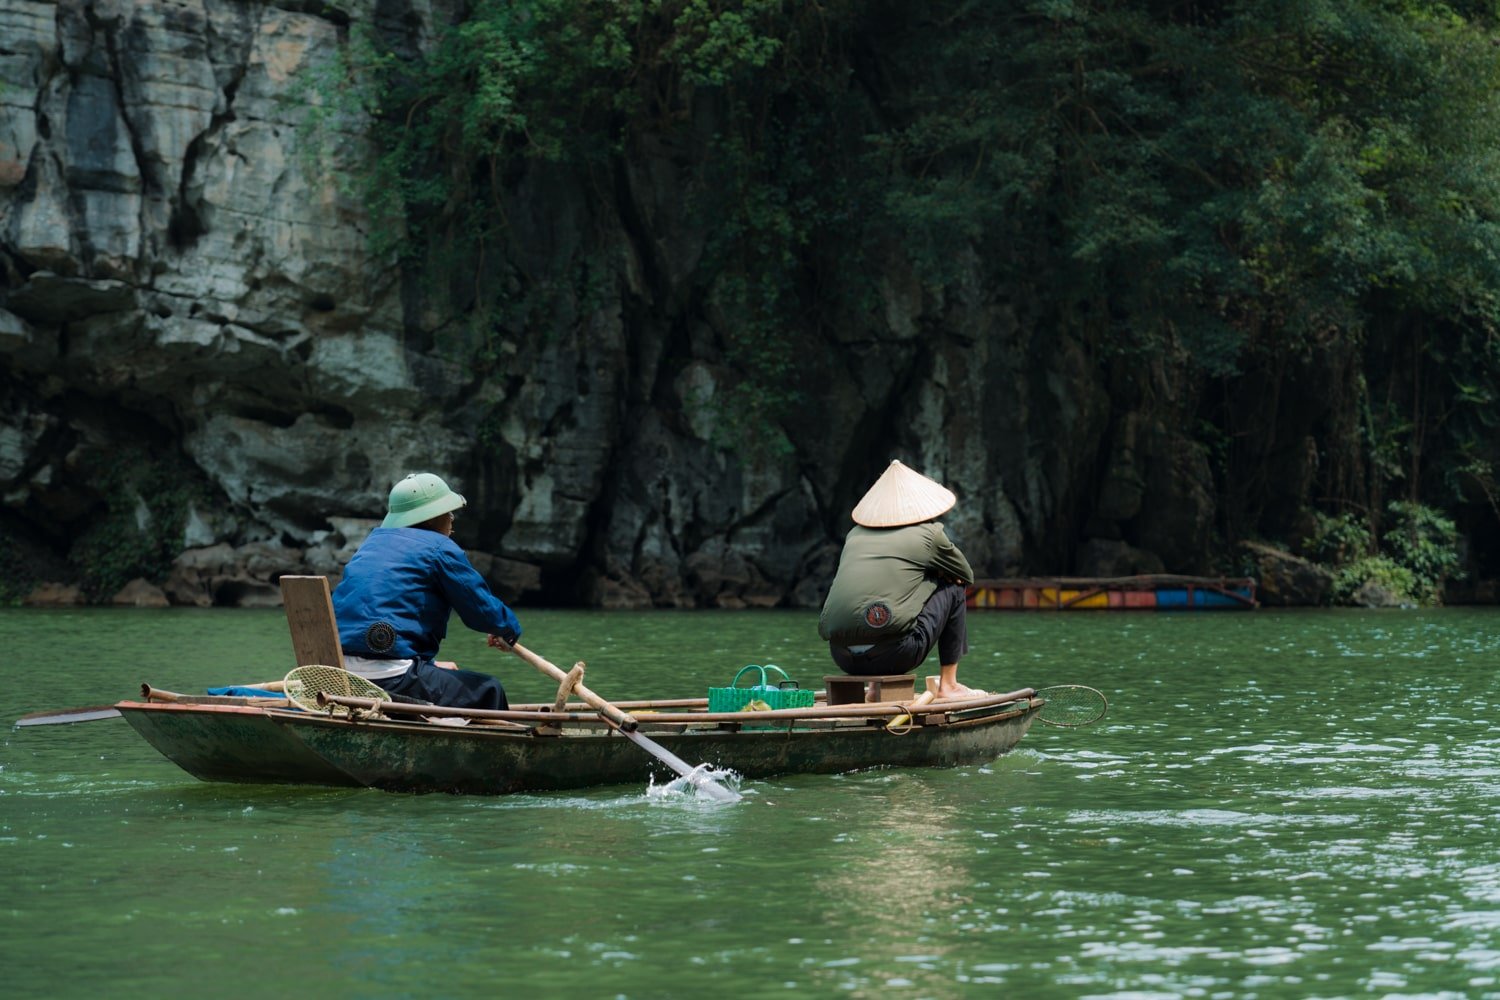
[375,658,509,711]
[830,582,970,676]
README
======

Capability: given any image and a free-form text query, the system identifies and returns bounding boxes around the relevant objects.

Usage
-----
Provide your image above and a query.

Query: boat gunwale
[972,573,1255,589]
[307,686,1039,727]
[281,700,1039,736]
[113,690,1041,735]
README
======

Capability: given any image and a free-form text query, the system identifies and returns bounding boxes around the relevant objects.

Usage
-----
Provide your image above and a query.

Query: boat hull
[118,702,364,788]
[117,700,1039,795]
[969,574,1257,611]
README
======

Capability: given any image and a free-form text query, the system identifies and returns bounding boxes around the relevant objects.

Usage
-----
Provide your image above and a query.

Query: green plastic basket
[708,664,816,714]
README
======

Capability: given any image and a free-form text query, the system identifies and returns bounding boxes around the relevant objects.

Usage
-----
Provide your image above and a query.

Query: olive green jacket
[817,522,974,646]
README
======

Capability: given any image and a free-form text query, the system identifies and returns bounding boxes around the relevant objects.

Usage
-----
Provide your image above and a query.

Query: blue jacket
[332,527,522,660]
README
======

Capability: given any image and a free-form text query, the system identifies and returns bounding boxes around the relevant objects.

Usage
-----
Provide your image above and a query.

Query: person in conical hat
[818,460,985,699]
[331,472,523,710]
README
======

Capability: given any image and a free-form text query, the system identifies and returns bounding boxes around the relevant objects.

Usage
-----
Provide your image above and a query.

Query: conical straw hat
[851,460,956,528]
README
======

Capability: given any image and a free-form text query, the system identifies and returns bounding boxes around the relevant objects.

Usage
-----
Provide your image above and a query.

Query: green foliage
[867,1,1500,542]
[0,527,34,606]
[1310,500,1460,604]
[1383,499,1462,595]
[1305,511,1373,566]
[1332,555,1419,605]
[291,0,1500,558]
[296,0,858,451]
[877,1,1500,363]
[68,448,210,602]
[667,0,789,85]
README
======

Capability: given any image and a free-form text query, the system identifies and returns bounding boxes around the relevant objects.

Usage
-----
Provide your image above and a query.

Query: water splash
[646,764,744,803]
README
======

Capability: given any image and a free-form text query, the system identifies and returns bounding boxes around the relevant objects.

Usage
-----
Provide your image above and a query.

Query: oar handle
[509,642,639,731]
[227,679,287,692]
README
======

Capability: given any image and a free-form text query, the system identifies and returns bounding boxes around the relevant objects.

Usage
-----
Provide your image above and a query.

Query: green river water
[3,605,1499,999]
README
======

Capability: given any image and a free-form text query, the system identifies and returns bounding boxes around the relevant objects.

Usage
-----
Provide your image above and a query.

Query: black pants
[375,658,509,711]
[829,582,970,676]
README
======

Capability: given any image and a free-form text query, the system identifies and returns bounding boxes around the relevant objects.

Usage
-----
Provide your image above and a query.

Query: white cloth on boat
[343,654,413,681]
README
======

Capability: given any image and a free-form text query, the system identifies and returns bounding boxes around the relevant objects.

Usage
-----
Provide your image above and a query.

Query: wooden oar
[15,677,288,728]
[507,642,742,803]
[14,704,123,727]
[227,679,288,692]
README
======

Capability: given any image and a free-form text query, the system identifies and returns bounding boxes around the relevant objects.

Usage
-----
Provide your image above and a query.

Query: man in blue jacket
[333,472,522,710]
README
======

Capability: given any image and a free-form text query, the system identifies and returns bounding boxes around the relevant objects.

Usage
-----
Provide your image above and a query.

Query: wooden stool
[824,674,917,706]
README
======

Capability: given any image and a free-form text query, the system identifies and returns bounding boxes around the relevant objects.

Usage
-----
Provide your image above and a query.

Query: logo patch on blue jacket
[365,621,396,653]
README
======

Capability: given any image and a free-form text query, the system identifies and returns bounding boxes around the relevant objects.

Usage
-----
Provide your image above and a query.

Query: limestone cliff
[0,0,1220,607]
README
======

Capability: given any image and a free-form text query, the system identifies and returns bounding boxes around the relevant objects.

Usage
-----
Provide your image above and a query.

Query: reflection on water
[2,606,1499,996]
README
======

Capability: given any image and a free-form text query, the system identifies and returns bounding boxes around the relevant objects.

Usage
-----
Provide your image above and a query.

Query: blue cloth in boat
[333,526,522,660]
[206,686,288,698]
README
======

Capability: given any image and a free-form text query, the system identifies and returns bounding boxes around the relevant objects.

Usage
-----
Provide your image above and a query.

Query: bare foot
[936,682,988,700]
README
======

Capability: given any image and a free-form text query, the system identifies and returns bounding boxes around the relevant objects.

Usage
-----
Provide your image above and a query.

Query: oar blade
[15,705,123,728]
[512,642,742,802]
[622,729,742,803]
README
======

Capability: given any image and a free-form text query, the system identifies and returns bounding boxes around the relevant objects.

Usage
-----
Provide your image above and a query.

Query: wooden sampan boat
[114,686,1043,795]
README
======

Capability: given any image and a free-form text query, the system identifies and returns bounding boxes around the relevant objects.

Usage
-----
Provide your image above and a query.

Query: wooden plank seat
[279,575,344,669]
[824,674,917,706]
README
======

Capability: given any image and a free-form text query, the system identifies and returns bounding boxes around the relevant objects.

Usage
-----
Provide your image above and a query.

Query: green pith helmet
[382,472,467,528]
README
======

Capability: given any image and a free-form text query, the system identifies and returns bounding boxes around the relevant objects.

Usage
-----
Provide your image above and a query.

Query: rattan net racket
[283,664,392,717]
[1035,684,1108,727]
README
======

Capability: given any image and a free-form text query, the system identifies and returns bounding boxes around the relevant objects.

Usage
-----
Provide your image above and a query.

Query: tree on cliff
[297,0,1500,599]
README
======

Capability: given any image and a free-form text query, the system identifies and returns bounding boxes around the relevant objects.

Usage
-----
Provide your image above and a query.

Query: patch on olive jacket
[864,602,893,629]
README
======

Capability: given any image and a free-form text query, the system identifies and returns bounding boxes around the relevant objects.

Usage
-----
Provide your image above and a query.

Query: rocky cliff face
[0,0,1219,608]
